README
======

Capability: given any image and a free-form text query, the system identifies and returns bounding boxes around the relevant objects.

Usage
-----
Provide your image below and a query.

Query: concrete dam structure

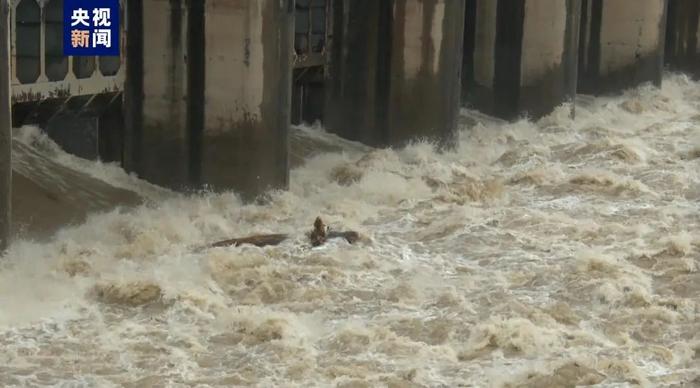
[1,0,700,251]
[462,0,581,120]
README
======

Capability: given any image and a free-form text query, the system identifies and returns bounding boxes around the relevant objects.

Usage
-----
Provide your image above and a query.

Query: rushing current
[1,74,699,387]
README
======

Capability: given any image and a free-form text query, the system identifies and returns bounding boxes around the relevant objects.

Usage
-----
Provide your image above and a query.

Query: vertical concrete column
[665,0,700,78]
[124,0,189,189]
[463,0,581,120]
[198,0,293,198]
[0,0,10,252]
[325,0,466,147]
[578,0,668,94]
[125,0,293,199]
[324,0,386,146]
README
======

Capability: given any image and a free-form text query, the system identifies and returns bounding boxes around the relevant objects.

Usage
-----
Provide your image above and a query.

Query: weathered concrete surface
[579,0,668,94]
[199,0,293,198]
[325,0,465,147]
[463,0,580,120]
[1,0,11,252]
[125,0,293,200]
[124,0,189,189]
[665,0,700,78]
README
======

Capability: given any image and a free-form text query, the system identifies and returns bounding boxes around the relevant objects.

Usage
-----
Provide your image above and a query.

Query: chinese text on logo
[64,0,119,56]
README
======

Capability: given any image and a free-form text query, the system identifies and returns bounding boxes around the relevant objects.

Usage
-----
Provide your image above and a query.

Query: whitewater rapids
[0,74,698,387]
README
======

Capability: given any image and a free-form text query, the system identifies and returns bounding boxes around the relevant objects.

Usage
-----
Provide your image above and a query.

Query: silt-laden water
[0,74,699,387]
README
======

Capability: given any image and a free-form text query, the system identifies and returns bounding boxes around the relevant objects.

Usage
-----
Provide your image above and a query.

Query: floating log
[210,233,288,248]
[206,217,360,249]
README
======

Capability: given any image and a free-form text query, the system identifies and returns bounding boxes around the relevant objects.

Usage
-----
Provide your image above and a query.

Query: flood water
[0,74,699,387]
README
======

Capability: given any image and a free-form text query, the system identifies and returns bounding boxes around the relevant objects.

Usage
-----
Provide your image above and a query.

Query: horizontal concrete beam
[463,0,581,120]
[579,0,668,94]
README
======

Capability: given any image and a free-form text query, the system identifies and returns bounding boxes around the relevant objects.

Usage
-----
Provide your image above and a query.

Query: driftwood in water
[207,217,360,249]
[209,233,288,248]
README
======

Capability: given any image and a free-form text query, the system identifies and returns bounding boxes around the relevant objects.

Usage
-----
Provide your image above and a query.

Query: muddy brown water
[0,75,699,387]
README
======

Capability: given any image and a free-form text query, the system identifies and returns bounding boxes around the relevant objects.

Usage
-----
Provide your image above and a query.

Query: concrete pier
[665,0,700,78]
[325,0,466,147]
[124,0,293,200]
[124,0,190,190]
[578,0,668,94]
[462,0,581,120]
[1,0,10,252]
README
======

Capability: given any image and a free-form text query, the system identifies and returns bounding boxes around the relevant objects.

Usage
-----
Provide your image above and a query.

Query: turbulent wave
[0,74,699,387]
[10,126,167,240]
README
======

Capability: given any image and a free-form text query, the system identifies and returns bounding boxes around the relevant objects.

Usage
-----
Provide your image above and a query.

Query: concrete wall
[324,0,384,145]
[1,0,10,252]
[387,0,465,145]
[325,0,465,147]
[124,0,293,200]
[519,0,580,117]
[579,0,668,94]
[124,0,188,189]
[665,0,700,78]
[199,0,292,197]
[520,1,567,86]
[464,0,580,120]
[470,0,497,90]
